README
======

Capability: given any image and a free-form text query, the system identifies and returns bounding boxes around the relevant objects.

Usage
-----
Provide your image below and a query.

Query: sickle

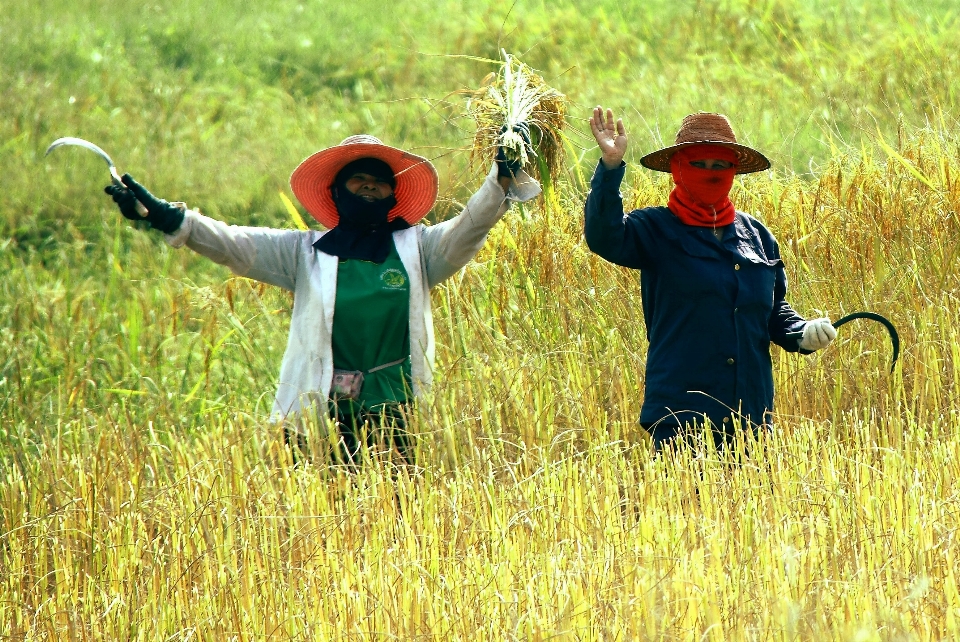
[831,312,900,373]
[790,311,900,373]
[45,137,148,216]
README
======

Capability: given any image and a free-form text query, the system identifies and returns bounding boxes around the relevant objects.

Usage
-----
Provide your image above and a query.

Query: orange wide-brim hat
[639,112,771,175]
[290,134,439,229]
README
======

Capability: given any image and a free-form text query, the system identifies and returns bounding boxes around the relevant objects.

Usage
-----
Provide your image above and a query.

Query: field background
[3,0,960,639]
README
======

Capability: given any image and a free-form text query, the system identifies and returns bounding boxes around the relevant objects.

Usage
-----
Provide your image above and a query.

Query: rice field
[3,0,960,639]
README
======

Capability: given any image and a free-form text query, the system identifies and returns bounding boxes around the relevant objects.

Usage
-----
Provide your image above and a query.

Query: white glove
[799,317,837,351]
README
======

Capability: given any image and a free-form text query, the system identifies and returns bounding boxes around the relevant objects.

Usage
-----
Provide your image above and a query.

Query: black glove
[496,122,532,179]
[104,174,185,234]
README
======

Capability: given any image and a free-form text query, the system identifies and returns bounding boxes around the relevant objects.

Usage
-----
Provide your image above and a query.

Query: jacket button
[734,264,741,271]
[727,358,735,365]
[723,417,730,424]
[734,307,739,314]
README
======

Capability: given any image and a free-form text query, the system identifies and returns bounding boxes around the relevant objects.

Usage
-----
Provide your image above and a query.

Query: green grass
[3,0,960,638]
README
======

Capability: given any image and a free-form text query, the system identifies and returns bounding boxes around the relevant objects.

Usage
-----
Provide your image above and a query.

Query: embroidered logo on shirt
[380,269,407,290]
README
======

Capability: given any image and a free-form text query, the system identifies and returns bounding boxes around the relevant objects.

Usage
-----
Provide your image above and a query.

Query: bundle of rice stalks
[465,52,566,183]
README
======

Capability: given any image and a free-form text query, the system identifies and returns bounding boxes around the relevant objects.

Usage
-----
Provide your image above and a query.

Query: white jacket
[165,165,540,418]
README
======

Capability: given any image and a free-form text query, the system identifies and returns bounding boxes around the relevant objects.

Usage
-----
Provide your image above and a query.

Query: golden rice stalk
[279,190,309,230]
[465,52,566,183]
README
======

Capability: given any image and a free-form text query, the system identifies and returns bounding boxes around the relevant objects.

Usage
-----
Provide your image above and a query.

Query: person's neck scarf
[667,145,738,228]
[313,158,408,263]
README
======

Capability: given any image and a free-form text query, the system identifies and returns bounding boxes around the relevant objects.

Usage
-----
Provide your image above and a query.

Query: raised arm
[420,163,541,288]
[106,174,306,291]
[583,107,649,269]
[165,211,306,292]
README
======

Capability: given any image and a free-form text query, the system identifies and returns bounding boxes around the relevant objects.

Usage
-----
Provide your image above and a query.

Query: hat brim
[639,141,771,174]
[290,143,439,229]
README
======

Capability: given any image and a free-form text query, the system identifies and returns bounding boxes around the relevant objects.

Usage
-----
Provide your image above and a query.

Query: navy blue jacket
[584,162,809,429]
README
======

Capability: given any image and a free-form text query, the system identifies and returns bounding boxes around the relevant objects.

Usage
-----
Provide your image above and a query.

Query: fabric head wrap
[313,157,409,264]
[667,144,738,228]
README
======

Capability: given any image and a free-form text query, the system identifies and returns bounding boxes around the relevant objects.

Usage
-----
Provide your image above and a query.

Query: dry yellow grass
[3,124,960,639]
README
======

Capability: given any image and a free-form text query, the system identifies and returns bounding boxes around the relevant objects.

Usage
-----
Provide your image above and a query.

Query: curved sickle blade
[46,137,123,186]
[833,312,900,373]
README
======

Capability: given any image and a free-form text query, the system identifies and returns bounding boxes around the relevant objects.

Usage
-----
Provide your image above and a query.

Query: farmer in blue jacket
[585,108,836,451]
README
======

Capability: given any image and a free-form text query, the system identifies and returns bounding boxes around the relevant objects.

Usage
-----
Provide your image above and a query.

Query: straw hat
[290,135,439,229]
[639,113,770,175]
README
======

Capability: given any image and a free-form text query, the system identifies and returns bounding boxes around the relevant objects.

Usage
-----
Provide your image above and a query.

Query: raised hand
[104,174,185,234]
[495,122,532,179]
[590,106,627,170]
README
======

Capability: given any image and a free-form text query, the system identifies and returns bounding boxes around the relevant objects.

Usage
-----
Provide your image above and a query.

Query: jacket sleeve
[164,210,306,292]
[420,163,541,289]
[766,236,812,354]
[583,161,650,269]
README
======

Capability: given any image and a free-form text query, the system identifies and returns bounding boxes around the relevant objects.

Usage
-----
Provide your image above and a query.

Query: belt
[366,357,407,374]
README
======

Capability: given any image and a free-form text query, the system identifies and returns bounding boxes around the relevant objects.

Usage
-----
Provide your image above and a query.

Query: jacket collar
[657,208,781,265]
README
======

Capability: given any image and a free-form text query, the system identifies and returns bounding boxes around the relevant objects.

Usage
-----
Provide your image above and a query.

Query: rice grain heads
[466,52,567,184]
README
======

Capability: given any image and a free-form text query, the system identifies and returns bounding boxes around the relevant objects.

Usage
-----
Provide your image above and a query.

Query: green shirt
[331,240,412,415]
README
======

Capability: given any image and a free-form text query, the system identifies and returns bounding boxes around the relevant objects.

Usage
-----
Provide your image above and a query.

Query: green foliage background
[5,0,959,221]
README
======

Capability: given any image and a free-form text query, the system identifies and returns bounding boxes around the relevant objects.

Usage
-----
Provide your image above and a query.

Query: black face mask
[312,185,409,263]
[333,186,398,228]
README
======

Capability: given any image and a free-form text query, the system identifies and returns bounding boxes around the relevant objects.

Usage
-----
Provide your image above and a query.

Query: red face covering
[667,145,738,227]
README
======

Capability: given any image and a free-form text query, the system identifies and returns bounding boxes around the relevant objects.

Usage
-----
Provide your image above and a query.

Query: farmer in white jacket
[105,133,540,465]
